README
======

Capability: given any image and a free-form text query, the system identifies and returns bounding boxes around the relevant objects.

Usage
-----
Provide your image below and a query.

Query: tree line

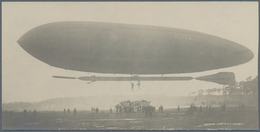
[189,76,258,106]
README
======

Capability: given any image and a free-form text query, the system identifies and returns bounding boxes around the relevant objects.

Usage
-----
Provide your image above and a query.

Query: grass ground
[2,106,259,130]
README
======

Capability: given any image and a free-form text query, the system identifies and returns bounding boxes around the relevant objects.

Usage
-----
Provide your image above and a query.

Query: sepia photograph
[2,2,259,130]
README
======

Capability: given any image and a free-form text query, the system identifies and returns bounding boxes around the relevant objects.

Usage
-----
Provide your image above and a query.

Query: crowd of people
[64,108,77,116]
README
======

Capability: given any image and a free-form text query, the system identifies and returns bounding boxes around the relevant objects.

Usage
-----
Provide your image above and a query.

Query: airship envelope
[17,22,254,74]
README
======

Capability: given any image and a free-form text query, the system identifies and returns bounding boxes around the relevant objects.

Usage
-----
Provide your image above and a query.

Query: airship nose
[17,25,57,65]
[17,29,42,59]
[17,33,33,55]
[17,34,30,51]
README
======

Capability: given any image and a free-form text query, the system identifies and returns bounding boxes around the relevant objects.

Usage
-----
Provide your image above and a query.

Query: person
[23,109,27,118]
[159,105,163,113]
[149,107,153,117]
[96,108,99,114]
[144,107,148,117]
[110,108,112,113]
[64,108,66,115]
[67,109,70,114]
[190,104,194,114]
[131,82,134,91]
[73,108,77,116]
[178,105,180,112]
[137,81,141,88]
[33,110,37,120]
[161,105,163,112]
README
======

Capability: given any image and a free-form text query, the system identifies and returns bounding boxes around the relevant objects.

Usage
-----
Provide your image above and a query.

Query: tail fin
[195,72,235,85]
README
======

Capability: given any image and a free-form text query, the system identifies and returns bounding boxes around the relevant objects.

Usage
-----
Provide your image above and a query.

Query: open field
[2,106,258,130]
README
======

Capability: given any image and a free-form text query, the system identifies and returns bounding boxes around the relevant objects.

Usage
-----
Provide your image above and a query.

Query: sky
[2,2,258,104]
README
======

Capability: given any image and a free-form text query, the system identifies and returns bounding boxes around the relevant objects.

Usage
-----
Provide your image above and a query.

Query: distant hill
[2,95,196,112]
[5,94,256,112]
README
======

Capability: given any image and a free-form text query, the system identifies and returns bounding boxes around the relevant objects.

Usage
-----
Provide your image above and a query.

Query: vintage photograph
[2,2,258,130]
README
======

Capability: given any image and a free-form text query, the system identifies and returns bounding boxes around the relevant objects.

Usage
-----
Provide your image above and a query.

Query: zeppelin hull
[18,22,254,74]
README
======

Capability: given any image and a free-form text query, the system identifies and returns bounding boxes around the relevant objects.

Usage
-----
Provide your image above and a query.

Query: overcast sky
[2,2,258,104]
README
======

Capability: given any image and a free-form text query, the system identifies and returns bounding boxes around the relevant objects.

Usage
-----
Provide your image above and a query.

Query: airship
[17,21,254,85]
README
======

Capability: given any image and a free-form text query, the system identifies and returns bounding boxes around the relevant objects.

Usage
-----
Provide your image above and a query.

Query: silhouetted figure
[131,82,134,91]
[64,109,66,115]
[73,108,77,116]
[145,108,148,117]
[162,105,163,112]
[143,106,154,117]
[200,106,202,113]
[67,109,70,114]
[137,81,141,88]
[143,106,149,117]
[33,110,37,120]
[178,105,180,112]
[149,107,153,117]
[116,107,118,113]
[33,109,36,114]
[23,109,27,118]
[189,105,193,114]
[160,105,163,113]
[240,104,245,110]
[110,108,112,113]
[96,108,99,114]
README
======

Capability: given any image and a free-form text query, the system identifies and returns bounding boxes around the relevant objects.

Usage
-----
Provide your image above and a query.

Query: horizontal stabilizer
[52,72,235,85]
[195,72,235,85]
[52,76,77,79]
[77,76,193,81]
